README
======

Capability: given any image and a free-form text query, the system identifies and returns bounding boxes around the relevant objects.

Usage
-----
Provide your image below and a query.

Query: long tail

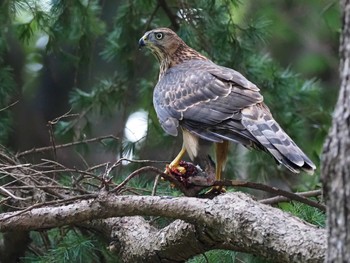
[241,104,316,174]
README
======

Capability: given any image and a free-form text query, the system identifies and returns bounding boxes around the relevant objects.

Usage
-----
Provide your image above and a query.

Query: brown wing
[153,60,262,143]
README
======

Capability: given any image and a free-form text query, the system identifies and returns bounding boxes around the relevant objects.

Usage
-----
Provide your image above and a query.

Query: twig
[260,189,322,205]
[61,105,93,134]
[0,197,11,205]
[0,186,29,201]
[152,174,161,196]
[0,163,31,170]
[111,166,187,194]
[0,100,19,112]
[144,3,160,31]
[0,150,17,165]
[115,158,168,165]
[5,185,91,195]
[49,109,78,124]
[158,0,179,30]
[102,161,121,179]
[16,135,119,158]
[212,180,326,212]
[47,120,58,164]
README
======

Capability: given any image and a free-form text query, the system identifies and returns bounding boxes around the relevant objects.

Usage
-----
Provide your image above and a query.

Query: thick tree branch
[0,192,325,262]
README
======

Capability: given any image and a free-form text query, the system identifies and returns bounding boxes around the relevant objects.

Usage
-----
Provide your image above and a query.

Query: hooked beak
[138,35,147,50]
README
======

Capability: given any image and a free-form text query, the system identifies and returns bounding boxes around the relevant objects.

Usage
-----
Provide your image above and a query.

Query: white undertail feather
[182,128,199,160]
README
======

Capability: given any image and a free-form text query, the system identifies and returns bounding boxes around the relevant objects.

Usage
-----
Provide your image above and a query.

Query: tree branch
[111,164,325,211]
[16,135,119,158]
[0,192,325,262]
[158,0,179,31]
[260,189,322,205]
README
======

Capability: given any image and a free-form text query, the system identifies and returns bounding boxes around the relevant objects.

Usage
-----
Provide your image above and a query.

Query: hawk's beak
[138,35,147,49]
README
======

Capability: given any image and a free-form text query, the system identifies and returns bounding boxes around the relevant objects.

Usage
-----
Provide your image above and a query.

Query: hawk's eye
[155,32,164,40]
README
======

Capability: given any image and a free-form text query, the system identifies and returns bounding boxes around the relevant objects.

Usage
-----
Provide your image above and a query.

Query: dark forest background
[0,0,339,262]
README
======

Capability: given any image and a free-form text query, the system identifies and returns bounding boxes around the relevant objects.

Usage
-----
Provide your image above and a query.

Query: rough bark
[321,0,350,261]
[0,192,325,262]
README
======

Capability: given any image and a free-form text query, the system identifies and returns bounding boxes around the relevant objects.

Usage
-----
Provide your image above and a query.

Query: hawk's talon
[205,186,226,195]
[173,165,186,174]
[165,163,187,176]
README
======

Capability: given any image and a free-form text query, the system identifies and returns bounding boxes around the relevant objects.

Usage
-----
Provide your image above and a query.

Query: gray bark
[0,192,325,262]
[321,0,350,261]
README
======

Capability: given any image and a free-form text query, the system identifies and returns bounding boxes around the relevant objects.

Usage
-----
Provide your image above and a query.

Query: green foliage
[188,249,272,263]
[10,0,52,42]
[188,250,237,263]
[279,201,326,227]
[23,229,119,263]
[0,7,16,145]
[49,0,105,61]
[0,66,15,144]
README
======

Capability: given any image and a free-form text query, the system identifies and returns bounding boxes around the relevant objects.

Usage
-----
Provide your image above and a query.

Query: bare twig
[49,109,79,124]
[144,3,160,31]
[158,0,179,30]
[151,174,161,196]
[16,135,119,158]
[112,166,187,194]
[0,186,28,200]
[115,158,168,165]
[0,197,11,205]
[212,180,326,212]
[260,189,322,205]
[0,100,19,112]
[0,150,17,165]
[0,163,31,170]
[47,120,58,163]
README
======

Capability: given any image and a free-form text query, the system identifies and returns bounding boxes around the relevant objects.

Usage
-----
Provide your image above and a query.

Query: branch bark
[0,192,325,262]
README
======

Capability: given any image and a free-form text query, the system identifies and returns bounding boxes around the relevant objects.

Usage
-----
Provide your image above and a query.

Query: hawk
[139,28,316,188]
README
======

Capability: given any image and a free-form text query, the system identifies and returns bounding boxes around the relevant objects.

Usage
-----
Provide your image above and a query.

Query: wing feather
[153,60,262,133]
[241,104,316,174]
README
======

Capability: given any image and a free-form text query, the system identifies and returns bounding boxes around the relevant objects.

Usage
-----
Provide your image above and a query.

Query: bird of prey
[139,28,316,188]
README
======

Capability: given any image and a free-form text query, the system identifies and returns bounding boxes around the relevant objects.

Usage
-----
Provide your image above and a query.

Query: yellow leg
[215,140,229,181]
[166,146,187,174]
[169,146,186,168]
[206,140,229,194]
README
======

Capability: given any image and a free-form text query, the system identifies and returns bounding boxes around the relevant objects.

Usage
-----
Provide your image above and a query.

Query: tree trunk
[322,0,350,261]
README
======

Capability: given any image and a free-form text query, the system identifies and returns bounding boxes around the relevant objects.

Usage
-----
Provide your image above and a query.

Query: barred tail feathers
[241,104,316,174]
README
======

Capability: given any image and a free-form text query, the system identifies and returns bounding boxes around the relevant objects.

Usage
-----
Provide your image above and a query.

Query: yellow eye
[155,32,163,40]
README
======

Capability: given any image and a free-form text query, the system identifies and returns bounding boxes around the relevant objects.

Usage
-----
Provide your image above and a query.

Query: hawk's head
[139,28,185,62]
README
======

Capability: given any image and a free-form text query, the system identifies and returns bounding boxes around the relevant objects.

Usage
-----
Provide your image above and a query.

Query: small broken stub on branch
[167,157,216,196]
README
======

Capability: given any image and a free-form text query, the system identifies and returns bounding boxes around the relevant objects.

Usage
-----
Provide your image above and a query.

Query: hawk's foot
[164,161,201,189]
[165,163,187,176]
[205,186,226,195]
[162,162,187,187]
